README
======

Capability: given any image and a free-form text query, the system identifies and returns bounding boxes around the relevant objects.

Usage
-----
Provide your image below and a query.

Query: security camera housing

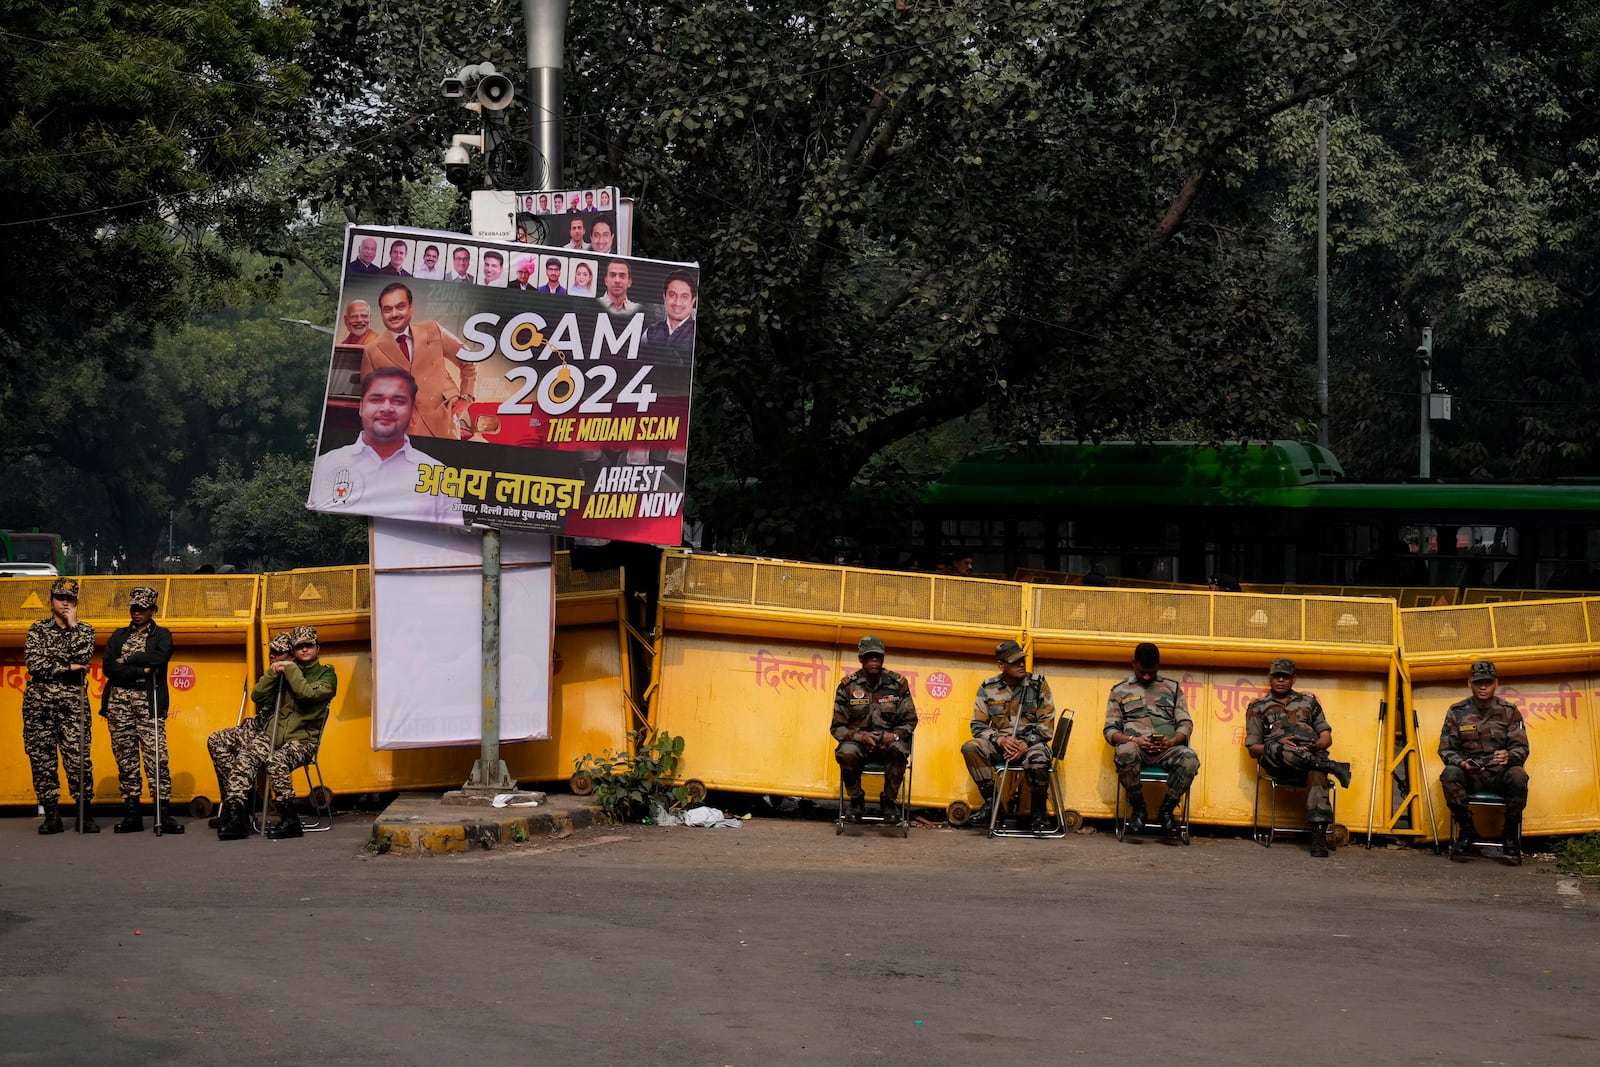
[441,76,466,99]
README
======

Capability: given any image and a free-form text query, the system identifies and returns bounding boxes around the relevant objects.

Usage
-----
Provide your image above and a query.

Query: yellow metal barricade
[652,550,1025,806]
[1401,598,1600,840]
[1027,586,1409,838]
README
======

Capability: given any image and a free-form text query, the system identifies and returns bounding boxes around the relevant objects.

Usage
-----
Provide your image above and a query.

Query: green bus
[915,440,1600,592]
[0,530,67,574]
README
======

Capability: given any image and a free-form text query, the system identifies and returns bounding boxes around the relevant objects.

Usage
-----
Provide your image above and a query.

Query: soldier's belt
[32,671,86,685]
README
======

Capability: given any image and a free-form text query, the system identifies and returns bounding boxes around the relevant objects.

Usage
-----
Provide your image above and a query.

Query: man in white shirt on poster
[308,367,462,526]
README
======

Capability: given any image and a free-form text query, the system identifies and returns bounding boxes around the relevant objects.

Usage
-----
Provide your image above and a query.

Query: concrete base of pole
[462,758,517,792]
[440,787,548,807]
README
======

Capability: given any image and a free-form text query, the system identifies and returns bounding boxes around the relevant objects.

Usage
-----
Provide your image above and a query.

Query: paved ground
[2,802,1596,1066]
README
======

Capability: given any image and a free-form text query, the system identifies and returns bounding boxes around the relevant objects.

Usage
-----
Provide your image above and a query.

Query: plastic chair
[1252,765,1345,848]
[1115,766,1191,844]
[836,754,912,838]
[989,711,1079,839]
[1451,790,1519,863]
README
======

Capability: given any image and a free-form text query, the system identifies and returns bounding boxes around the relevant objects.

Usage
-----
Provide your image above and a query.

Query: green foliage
[572,730,690,824]
[190,453,365,571]
[364,831,393,855]
[1554,833,1600,877]
[508,822,529,844]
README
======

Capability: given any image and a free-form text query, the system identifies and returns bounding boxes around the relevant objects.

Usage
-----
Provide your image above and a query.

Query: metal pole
[1316,98,1329,449]
[467,526,513,789]
[1419,326,1433,479]
[521,0,569,190]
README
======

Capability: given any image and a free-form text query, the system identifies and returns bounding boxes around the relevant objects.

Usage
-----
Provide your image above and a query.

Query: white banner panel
[370,519,553,748]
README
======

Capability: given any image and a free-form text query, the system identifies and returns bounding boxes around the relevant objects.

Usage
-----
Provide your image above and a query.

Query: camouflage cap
[1470,659,1497,681]
[857,635,886,658]
[49,577,79,600]
[268,632,293,655]
[129,585,159,610]
[289,625,319,648]
[1269,657,1296,676]
[995,639,1026,664]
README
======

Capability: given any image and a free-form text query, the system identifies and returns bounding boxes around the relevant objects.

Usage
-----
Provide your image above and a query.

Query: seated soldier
[205,631,292,828]
[1104,641,1200,834]
[1440,659,1530,864]
[961,640,1057,830]
[1244,657,1352,858]
[830,636,917,819]
[212,626,337,841]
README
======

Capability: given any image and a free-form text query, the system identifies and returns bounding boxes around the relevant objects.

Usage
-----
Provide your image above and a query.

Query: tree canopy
[3,1,1597,567]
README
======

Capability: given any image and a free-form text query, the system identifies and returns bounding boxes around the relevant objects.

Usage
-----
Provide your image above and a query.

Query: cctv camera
[444,144,473,189]
[441,76,466,99]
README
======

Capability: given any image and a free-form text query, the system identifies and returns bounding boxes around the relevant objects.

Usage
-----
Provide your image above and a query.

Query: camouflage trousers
[1441,764,1529,817]
[835,739,910,799]
[21,682,93,806]
[1259,741,1333,824]
[961,736,1053,788]
[1113,741,1200,798]
[103,688,173,802]
[209,725,317,801]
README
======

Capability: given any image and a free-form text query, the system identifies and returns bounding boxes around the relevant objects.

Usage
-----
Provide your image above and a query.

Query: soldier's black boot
[39,803,64,835]
[845,794,865,822]
[216,798,251,841]
[1309,824,1329,858]
[1029,788,1053,832]
[878,791,899,819]
[966,781,996,828]
[1321,758,1353,790]
[1127,791,1148,834]
[157,809,184,835]
[114,799,144,834]
[1502,814,1522,866]
[1158,797,1181,835]
[265,800,304,840]
[1449,810,1477,862]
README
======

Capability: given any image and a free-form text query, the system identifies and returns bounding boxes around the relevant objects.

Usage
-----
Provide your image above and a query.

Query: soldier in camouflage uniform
[831,636,918,819]
[1440,659,1530,865]
[21,577,98,834]
[101,585,181,833]
[1244,657,1352,858]
[961,640,1057,830]
[1104,642,1200,834]
[204,631,293,828]
[214,625,338,841]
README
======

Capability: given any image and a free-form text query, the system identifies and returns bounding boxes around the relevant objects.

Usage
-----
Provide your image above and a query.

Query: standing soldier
[101,585,181,833]
[204,631,293,827]
[1439,660,1530,864]
[830,636,918,819]
[1104,641,1200,834]
[1244,657,1353,858]
[961,640,1057,830]
[214,625,337,841]
[21,577,98,834]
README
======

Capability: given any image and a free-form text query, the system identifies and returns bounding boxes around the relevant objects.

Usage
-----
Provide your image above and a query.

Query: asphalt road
[2,806,1596,1066]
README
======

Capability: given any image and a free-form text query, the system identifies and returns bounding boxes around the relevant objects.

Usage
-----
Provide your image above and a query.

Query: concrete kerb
[371,792,600,855]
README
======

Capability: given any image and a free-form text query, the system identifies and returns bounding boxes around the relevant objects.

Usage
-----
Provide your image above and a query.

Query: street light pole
[521,0,568,189]
[1316,97,1329,450]
[1418,326,1433,479]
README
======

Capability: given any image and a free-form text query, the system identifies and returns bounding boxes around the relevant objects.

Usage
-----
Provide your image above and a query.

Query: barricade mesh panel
[1213,594,1304,642]
[556,565,621,596]
[1400,607,1493,653]
[1304,598,1395,645]
[263,567,367,618]
[0,577,258,623]
[842,571,932,620]
[1493,599,1587,648]
[1589,600,1600,642]
[663,555,756,604]
[931,579,1023,628]
[1031,588,1206,636]
[755,561,843,613]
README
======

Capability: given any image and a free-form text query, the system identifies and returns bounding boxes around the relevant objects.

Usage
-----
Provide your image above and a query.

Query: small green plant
[477,827,497,850]
[1554,832,1600,876]
[365,831,393,855]
[509,822,528,844]
[572,729,690,823]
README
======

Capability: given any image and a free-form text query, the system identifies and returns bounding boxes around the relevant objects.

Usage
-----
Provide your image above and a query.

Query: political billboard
[310,226,698,545]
